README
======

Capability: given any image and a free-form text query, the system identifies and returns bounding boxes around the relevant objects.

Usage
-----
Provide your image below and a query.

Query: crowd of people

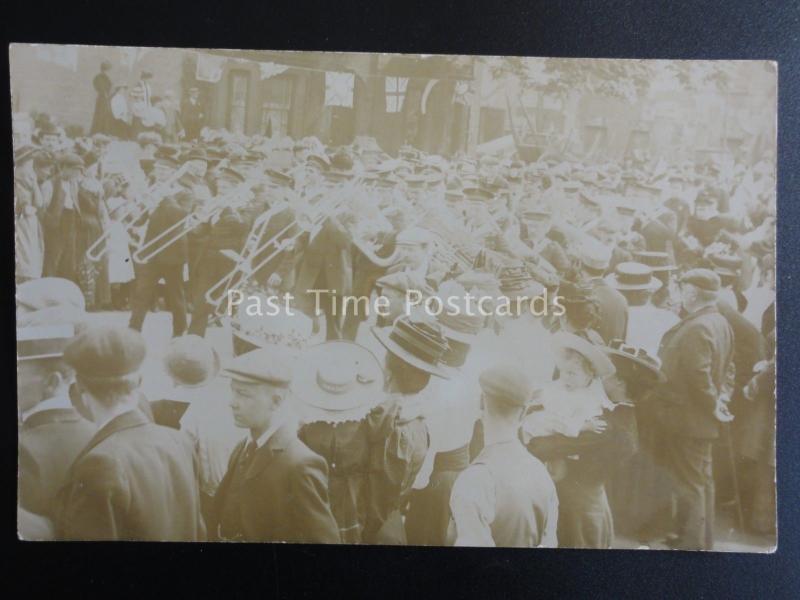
[15,81,776,548]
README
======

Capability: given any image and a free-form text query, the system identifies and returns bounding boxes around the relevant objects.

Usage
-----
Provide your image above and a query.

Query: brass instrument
[203,180,359,316]
[132,181,254,264]
[85,163,190,262]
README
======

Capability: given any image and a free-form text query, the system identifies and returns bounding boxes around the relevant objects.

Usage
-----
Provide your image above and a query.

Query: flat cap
[479,365,532,407]
[221,347,293,387]
[679,268,721,292]
[64,324,146,380]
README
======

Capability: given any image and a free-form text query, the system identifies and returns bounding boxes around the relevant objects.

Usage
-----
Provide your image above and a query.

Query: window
[227,70,249,134]
[385,76,408,113]
[261,76,293,137]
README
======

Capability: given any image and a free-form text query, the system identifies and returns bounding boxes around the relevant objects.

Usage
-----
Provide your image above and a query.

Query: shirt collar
[251,413,288,448]
[21,390,72,422]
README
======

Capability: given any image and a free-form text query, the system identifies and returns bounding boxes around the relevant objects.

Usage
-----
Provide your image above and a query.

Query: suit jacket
[19,406,95,519]
[717,300,765,392]
[213,424,341,543]
[142,197,189,266]
[587,278,628,343]
[655,305,735,439]
[56,409,205,541]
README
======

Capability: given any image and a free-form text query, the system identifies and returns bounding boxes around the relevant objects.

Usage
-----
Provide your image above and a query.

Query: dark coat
[55,409,205,541]
[19,407,95,519]
[142,197,189,266]
[587,278,628,343]
[213,424,341,543]
[717,300,765,392]
[654,305,735,439]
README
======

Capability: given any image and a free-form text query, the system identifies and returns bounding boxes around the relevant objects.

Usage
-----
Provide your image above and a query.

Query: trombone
[204,180,358,316]
[131,181,253,264]
[85,163,190,262]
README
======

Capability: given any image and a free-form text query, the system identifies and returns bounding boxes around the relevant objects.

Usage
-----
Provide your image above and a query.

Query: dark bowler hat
[604,339,666,383]
[557,280,595,305]
[479,365,532,408]
[221,346,293,387]
[679,268,721,292]
[604,262,662,292]
[372,314,453,379]
[63,325,146,381]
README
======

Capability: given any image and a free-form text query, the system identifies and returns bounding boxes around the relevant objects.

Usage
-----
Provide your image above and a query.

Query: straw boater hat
[17,278,86,361]
[603,339,666,383]
[163,335,220,388]
[292,341,385,424]
[435,281,484,345]
[551,331,616,379]
[604,262,663,293]
[372,314,453,379]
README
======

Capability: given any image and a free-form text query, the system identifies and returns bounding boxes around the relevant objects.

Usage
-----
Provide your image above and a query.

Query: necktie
[240,440,258,471]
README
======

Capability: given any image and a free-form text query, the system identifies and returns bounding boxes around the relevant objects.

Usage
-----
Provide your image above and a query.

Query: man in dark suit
[212,347,340,543]
[180,87,206,141]
[128,181,191,337]
[654,269,735,550]
[56,325,205,541]
[17,278,95,539]
[579,238,629,343]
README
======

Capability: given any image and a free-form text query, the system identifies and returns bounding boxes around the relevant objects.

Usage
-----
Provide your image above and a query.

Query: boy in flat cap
[449,365,558,548]
[212,347,340,543]
[653,268,735,550]
[56,325,205,541]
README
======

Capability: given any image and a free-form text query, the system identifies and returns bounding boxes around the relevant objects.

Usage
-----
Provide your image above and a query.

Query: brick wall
[10,44,187,135]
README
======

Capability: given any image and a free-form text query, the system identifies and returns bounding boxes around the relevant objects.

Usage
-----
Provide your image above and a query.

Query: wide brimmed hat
[604,338,666,383]
[632,250,678,272]
[551,331,615,379]
[163,335,220,388]
[372,315,453,379]
[292,341,385,424]
[604,262,663,292]
[232,300,314,356]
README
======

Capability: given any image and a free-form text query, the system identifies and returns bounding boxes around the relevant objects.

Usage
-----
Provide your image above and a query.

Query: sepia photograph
[12,43,777,551]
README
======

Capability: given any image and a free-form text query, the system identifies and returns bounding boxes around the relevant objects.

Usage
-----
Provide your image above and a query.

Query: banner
[325,71,354,107]
[260,62,290,80]
[34,45,78,71]
[195,53,225,83]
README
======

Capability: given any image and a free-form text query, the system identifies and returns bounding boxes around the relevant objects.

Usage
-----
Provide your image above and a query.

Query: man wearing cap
[450,365,558,548]
[17,278,94,539]
[128,188,192,337]
[653,269,735,550]
[55,325,204,541]
[578,238,629,344]
[212,348,340,543]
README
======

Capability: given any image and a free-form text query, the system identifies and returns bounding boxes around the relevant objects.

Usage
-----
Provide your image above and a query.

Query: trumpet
[132,181,253,264]
[85,163,190,262]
